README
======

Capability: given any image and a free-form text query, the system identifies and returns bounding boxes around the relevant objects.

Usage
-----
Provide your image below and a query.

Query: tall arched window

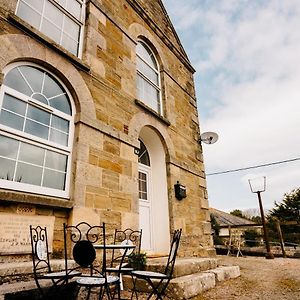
[0,63,74,198]
[136,41,162,115]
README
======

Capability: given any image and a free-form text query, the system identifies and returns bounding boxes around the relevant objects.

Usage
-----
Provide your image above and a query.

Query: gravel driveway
[200,255,300,300]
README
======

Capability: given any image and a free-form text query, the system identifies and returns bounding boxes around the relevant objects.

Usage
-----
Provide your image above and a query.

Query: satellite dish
[199,132,219,145]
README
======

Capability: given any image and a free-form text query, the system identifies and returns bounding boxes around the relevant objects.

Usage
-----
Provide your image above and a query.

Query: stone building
[0,0,214,262]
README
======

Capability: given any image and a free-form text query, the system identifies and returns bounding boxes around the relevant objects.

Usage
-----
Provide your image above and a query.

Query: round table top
[94,244,136,249]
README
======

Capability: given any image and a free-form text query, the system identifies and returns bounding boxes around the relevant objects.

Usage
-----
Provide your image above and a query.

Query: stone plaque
[0,213,55,255]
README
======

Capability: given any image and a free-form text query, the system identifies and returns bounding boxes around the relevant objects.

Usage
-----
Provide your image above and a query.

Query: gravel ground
[122,255,300,300]
[200,255,300,300]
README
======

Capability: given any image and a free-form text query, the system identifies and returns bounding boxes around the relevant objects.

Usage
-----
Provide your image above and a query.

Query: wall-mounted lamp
[174,181,186,200]
[199,132,219,145]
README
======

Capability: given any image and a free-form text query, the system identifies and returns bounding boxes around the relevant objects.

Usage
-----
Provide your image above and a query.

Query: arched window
[0,63,74,198]
[138,139,150,166]
[136,41,162,115]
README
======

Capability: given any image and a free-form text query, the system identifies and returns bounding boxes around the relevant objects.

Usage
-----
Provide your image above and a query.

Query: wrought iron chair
[131,229,182,300]
[63,222,123,299]
[106,228,142,289]
[29,225,81,300]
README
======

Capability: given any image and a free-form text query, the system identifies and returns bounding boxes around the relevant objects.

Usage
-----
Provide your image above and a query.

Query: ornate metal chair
[30,225,81,300]
[63,222,122,299]
[131,229,182,300]
[106,228,142,290]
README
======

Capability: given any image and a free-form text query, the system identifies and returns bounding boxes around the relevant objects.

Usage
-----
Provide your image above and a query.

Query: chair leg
[146,279,165,300]
[130,276,139,300]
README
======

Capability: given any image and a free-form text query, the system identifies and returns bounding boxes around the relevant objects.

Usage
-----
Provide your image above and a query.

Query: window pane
[41,18,62,45]
[15,162,43,185]
[4,67,32,96]
[32,93,49,105]
[20,66,44,94]
[0,110,25,131]
[137,43,157,69]
[49,94,71,115]
[50,129,68,146]
[16,1,41,29]
[0,135,19,159]
[25,119,49,140]
[22,0,43,13]
[0,157,16,181]
[51,115,69,132]
[61,32,79,56]
[43,169,65,190]
[27,105,50,126]
[43,74,64,100]
[67,0,82,19]
[44,0,63,27]
[19,142,45,166]
[45,150,67,171]
[144,64,159,85]
[2,94,26,116]
[57,0,67,7]
[64,17,80,38]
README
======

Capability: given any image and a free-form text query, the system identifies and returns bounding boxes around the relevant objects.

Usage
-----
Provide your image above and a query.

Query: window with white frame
[136,41,162,114]
[0,64,74,198]
[16,0,85,57]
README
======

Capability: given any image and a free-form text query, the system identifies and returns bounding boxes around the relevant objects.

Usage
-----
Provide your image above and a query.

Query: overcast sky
[163,0,300,212]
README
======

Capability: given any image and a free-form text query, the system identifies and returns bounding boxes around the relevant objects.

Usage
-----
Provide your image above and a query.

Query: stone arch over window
[0,34,96,121]
[0,62,75,198]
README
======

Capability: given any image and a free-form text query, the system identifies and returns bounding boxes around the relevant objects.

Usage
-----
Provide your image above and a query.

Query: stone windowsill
[0,189,74,209]
[7,13,90,72]
[134,99,171,126]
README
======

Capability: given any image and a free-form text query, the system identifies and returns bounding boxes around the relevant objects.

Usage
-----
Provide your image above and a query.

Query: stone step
[0,279,49,299]
[146,257,219,277]
[169,266,240,299]
[124,263,240,299]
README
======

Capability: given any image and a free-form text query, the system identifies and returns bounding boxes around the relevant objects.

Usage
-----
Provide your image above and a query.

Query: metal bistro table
[94,243,136,299]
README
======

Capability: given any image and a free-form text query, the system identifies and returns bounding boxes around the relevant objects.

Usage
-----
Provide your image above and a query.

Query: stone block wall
[0,0,215,261]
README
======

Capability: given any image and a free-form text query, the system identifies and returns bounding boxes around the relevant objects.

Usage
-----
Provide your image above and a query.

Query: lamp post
[248,176,274,259]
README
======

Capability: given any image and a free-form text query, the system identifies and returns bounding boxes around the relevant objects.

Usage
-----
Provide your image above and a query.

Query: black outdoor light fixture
[248,176,274,259]
[174,181,186,200]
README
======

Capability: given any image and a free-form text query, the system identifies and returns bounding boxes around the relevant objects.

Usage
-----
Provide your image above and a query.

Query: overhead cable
[206,157,300,176]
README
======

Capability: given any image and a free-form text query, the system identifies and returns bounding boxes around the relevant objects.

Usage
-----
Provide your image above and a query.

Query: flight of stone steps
[0,257,240,299]
[124,257,240,299]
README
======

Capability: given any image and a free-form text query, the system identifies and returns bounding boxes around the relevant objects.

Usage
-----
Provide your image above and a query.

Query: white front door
[138,164,153,251]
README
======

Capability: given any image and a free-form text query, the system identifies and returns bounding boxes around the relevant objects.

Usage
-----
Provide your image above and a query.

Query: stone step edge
[147,257,219,278]
[0,259,76,278]
[0,279,51,297]
[123,265,240,299]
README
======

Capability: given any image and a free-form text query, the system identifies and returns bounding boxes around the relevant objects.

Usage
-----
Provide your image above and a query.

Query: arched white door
[138,127,170,255]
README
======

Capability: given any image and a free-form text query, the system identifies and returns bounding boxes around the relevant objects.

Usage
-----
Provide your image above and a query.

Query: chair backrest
[63,222,106,276]
[30,225,52,276]
[164,228,182,277]
[110,228,142,266]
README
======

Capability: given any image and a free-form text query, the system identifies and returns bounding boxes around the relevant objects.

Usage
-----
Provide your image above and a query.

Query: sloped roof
[210,208,257,227]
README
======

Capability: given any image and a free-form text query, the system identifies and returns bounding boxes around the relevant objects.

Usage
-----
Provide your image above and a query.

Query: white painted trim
[138,128,170,255]
[0,62,75,199]
[138,164,154,252]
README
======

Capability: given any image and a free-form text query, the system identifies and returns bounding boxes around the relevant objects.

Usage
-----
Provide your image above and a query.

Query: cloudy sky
[162,0,300,212]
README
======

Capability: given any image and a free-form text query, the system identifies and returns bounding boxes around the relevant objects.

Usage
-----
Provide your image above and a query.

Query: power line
[206,157,300,176]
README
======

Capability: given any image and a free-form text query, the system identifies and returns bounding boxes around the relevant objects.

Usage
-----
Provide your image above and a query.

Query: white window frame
[16,0,85,57]
[136,41,162,115]
[0,62,75,198]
